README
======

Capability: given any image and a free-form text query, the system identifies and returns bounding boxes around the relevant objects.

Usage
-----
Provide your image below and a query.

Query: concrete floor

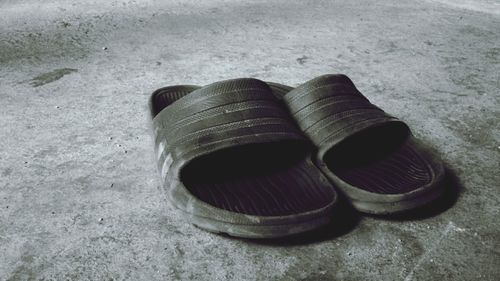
[1,0,499,280]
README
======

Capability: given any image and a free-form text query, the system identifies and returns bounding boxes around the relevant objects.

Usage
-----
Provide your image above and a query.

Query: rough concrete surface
[0,0,499,280]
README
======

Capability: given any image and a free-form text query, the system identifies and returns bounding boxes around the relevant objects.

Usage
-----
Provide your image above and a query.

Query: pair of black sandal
[149,74,445,238]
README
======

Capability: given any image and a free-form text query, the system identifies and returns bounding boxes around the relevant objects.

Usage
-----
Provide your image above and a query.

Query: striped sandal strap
[282,74,410,157]
[152,78,309,180]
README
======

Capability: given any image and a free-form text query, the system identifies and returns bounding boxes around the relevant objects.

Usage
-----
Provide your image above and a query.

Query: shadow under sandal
[272,74,445,214]
[149,78,337,238]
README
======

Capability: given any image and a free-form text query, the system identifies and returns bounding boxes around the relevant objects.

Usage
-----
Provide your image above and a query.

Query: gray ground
[1,0,499,280]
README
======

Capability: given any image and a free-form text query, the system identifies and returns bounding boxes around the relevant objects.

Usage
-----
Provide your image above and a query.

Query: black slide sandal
[149,78,338,238]
[267,75,445,214]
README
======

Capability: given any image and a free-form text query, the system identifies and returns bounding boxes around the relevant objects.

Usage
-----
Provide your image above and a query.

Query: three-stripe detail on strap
[152,79,307,178]
[283,75,399,147]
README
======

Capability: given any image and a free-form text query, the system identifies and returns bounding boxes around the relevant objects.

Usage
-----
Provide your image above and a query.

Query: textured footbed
[151,86,334,216]
[323,126,433,194]
[268,83,436,195]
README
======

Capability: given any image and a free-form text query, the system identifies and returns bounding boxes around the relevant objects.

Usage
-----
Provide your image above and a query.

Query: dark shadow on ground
[368,163,462,221]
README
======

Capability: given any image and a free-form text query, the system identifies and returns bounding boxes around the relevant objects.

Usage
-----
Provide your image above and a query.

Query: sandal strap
[282,74,407,152]
[152,78,308,178]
